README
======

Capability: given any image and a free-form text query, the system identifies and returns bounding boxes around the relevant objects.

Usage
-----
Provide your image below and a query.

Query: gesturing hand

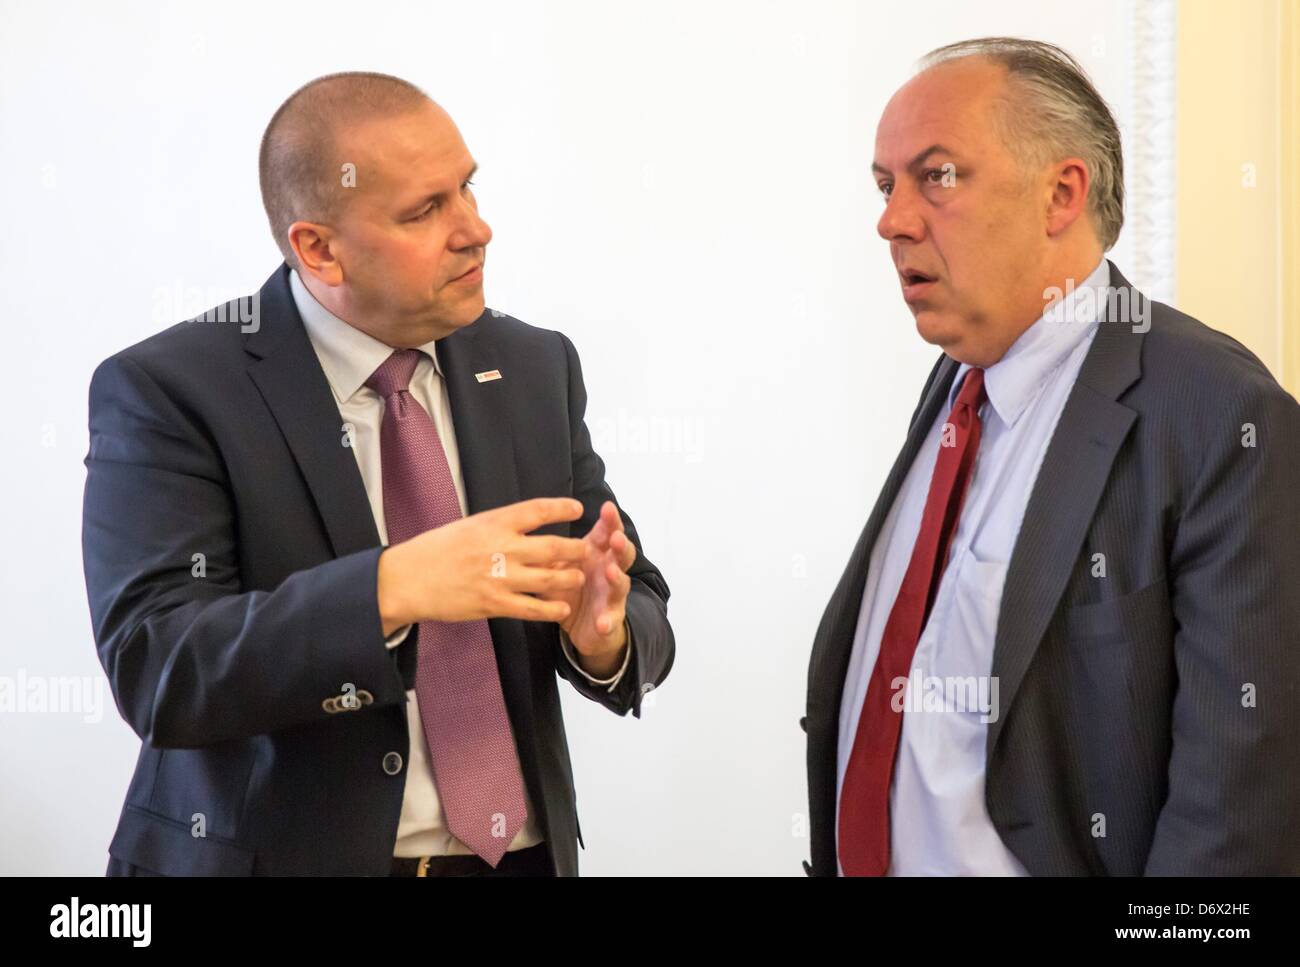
[376,497,590,634]
[540,500,637,672]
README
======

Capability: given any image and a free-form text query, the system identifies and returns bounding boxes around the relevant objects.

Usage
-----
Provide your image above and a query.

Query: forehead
[341,103,472,194]
[874,58,1007,165]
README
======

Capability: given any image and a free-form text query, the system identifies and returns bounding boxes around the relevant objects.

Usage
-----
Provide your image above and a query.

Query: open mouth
[900,269,937,299]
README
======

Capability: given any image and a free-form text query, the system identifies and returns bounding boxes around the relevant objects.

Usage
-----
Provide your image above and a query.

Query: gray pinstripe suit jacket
[805,260,1300,876]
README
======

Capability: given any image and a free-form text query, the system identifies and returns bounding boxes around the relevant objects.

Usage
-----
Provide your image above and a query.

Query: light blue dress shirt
[836,256,1109,875]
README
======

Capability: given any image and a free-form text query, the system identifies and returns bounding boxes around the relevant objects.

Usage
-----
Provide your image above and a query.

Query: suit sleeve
[81,354,408,749]
[550,331,675,717]
[1144,372,1300,874]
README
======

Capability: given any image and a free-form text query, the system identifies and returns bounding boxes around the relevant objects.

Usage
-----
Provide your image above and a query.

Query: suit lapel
[435,317,523,514]
[434,314,538,775]
[806,351,957,874]
[987,260,1146,758]
[809,353,959,723]
[242,269,524,553]
[243,264,380,559]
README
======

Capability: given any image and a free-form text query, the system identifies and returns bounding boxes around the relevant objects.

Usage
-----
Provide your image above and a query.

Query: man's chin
[913,309,959,349]
[445,292,487,329]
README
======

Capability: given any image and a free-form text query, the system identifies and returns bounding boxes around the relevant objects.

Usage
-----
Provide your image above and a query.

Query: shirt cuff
[384,624,413,650]
[560,622,633,692]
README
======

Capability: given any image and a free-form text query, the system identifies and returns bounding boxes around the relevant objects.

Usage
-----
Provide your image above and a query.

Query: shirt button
[382,752,403,775]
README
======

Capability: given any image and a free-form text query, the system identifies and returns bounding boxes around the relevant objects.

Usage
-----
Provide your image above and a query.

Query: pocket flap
[109,804,256,876]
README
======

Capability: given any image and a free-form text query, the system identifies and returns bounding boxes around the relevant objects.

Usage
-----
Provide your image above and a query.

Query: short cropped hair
[258,71,430,268]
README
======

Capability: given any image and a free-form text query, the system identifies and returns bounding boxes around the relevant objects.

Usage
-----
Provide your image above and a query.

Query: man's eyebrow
[406,162,479,211]
[871,145,955,177]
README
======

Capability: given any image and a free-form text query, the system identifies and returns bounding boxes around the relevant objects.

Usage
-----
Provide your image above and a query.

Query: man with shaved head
[83,72,674,877]
[804,38,1300,876]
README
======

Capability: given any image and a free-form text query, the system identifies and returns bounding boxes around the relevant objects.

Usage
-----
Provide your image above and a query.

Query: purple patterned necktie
[367,349,527,866]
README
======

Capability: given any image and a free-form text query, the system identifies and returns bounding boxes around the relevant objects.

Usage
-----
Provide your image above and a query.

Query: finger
[585,511,611,550]
[513,534,590,565]
[490,592,571,623]
[506,564,585,595]
[506,497,584,533]
[587,506,616,551]
[602,500,625,536]
[581,501,618,551]
[606,560,632,599]
[595,606,626,637]
[609,530,637,570]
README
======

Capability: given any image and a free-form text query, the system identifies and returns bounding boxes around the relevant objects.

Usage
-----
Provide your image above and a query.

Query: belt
[390,842,552,877]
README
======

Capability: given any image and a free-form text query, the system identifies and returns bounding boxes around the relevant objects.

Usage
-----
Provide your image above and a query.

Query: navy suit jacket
[82,263,674,876]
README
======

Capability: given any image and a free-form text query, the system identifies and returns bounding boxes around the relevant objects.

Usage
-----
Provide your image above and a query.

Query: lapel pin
[475,369,503,383]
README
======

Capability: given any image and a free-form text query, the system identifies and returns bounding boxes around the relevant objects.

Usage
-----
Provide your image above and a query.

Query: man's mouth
[450,263,483,284]
[899,268,938,300]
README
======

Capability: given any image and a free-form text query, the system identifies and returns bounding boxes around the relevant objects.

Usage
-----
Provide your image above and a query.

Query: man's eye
[411,180,475,220]
[924,168,946,184]
[878,183,892,198]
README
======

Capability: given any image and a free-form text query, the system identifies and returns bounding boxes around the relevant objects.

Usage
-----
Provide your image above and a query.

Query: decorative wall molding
[1128,0,1178,304]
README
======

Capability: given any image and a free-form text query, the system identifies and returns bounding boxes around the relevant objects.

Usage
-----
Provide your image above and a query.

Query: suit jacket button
[799,716,807,732]
[802,859,813,876]
[382,752,403,775]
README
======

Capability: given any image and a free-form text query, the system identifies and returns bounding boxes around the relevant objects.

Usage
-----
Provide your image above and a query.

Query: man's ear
[289,221,343,286]
[1045,157,1091,238]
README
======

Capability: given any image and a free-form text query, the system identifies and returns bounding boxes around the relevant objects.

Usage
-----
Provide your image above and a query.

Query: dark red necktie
[838,367,988,876]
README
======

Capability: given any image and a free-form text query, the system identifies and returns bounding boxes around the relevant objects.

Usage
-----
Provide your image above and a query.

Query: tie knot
[366,349,423,398]
[955,367,986,411]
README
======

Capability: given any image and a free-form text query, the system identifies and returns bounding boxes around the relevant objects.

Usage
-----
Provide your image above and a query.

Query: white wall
[0,0,1146,875]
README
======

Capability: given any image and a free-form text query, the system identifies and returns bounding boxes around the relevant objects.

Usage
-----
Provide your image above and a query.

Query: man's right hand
[376,497,589,635]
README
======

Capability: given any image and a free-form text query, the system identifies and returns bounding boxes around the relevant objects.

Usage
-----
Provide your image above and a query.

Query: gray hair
[917,37,1125,251]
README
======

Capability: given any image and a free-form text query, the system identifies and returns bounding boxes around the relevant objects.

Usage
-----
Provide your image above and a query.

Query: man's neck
[956,247,1106,368]
[299,271,401,347]
[1040,247,1106,313]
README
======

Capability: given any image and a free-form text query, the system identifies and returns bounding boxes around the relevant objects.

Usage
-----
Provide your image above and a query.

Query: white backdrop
[0,0,1152,875]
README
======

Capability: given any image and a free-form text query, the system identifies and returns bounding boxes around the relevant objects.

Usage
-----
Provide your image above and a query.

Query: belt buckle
[416,855,432,878]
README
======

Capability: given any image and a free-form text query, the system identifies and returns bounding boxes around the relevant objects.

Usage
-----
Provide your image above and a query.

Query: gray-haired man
[805,38,1300,876]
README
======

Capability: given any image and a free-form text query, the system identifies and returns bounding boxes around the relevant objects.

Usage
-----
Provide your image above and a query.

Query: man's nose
[876,185,924,244]
[450,200,492,251]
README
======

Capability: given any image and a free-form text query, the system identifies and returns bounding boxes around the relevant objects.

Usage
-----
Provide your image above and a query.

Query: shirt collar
[948,256,1108,425]
[289,268,443,404]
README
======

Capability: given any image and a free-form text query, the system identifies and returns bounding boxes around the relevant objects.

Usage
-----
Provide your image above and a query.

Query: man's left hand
[540,500,636,675]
